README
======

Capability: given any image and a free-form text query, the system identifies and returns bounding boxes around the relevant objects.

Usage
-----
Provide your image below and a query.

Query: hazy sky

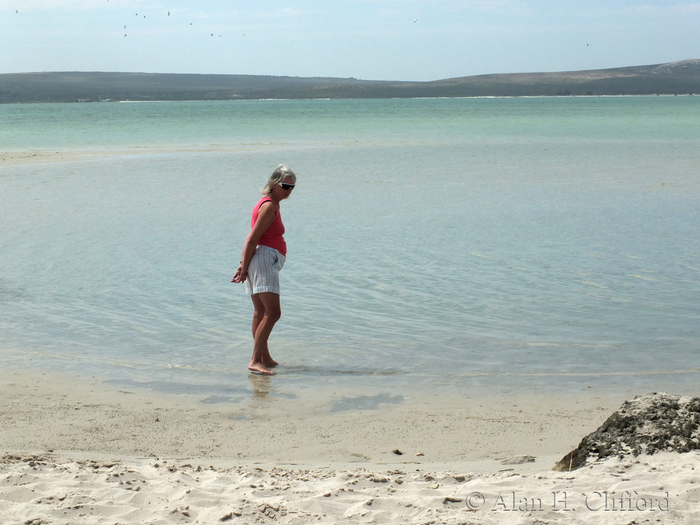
[2,0,699,81]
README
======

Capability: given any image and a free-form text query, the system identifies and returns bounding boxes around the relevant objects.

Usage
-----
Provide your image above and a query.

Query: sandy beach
[1,368,697,524]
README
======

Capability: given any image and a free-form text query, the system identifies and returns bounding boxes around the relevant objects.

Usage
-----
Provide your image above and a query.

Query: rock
[554,393,700,471]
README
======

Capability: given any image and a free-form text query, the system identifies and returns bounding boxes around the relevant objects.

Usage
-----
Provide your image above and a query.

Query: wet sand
[1,368,697,524]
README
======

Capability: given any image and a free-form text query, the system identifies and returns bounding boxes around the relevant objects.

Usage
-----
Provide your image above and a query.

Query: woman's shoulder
[256,197,278,214]
[259,196,276,205]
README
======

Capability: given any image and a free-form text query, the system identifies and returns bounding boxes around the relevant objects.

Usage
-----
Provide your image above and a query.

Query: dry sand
[1,369,698,524]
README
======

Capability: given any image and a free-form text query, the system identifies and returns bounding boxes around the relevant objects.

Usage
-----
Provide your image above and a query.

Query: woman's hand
[232,201,277,284]
[231,264,247,283]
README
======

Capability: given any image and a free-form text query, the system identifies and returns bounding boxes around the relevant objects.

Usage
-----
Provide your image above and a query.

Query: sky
[2,0,700,81]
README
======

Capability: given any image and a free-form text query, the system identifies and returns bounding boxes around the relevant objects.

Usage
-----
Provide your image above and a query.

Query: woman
[231,165,296,375]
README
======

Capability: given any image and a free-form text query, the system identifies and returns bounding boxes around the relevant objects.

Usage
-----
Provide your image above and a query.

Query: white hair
[261,165,297,195]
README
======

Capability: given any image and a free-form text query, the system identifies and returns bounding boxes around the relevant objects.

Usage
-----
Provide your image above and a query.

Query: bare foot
[264,358,279,367]
[248,361,275,375]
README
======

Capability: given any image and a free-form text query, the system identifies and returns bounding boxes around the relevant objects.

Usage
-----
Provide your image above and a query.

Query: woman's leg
[249,292,281,374]
[251,294,279,368]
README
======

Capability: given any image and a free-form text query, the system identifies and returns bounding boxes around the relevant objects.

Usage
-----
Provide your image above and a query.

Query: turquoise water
[1,97,699,399]
[4,97,700,149]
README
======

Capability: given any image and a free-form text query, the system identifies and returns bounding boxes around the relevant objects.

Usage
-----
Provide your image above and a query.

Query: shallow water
[1,97,699,400]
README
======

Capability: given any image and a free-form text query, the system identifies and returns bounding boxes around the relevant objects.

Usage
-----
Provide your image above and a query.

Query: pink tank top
[252,196,286,256]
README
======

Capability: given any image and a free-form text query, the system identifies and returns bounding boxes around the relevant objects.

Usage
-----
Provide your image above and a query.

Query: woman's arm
[231,202,277,283]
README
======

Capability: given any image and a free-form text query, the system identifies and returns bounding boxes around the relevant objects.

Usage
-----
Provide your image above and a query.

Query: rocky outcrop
[554,393,700,471]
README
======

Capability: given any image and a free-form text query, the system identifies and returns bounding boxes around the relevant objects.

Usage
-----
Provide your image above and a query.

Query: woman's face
[274,177,295,200]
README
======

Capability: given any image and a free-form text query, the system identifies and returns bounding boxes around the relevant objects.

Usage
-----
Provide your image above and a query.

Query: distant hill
[1,60,699,103]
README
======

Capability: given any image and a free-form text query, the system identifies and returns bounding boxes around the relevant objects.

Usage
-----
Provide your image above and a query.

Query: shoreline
[2,93,698,105]
[0,367,628,468]
[1,368,697,524]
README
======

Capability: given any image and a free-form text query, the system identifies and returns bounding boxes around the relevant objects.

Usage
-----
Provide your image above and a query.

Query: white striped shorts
[245,245,286,295]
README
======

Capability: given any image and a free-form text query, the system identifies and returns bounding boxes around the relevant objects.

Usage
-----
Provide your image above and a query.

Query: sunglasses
[279,182,295,191]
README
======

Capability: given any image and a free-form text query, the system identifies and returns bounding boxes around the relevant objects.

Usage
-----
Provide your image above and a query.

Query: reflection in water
[248,373,272,400]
